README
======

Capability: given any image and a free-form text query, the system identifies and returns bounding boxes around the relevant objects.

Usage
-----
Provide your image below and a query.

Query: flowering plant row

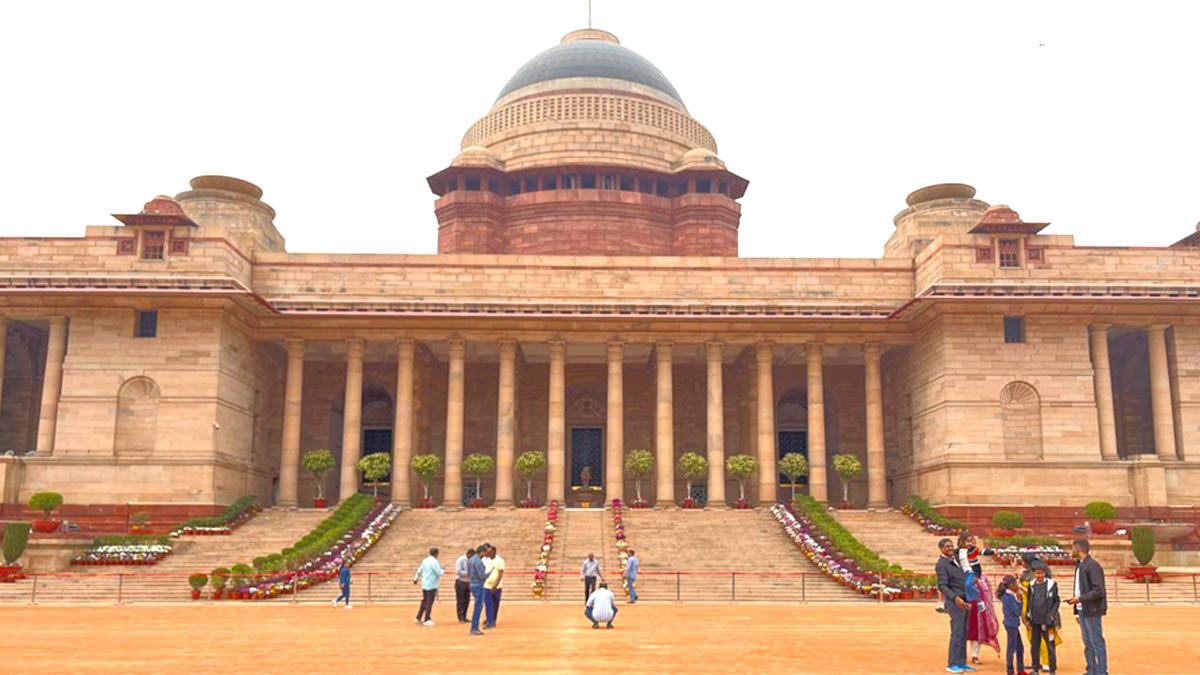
[990,545,1073,567]
[611,499,633,597]
[171,495,260,537]
[901,496,965,535]
[530,501,559,597]
[75,535,172,565]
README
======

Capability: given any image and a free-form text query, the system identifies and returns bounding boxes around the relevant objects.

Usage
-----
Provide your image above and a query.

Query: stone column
[1090,325,1120,461]
[605,340,625,503]
[755,342,776,506]
[494,339,517,507]
[0,316,8,420]
[444,339,466,506]
[864,344,887,509]
[36,316,68,455]
[547,340,566,504]
[337,339,365,502]
[278,339,305,507]
[655,342,675,507]
[707,341,727,507]
[806,343,828,502]
[1147,325,1179,461]
[392,339,416,506]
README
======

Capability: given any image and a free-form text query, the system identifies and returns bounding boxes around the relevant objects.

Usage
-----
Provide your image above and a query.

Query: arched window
[115,377,160,456]
[1000,381,1043,458]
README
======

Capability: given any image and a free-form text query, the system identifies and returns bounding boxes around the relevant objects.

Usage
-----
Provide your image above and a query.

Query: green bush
[174,495,258,533]
[832,454,863,504]
[28,491,64,517]
[793,495,913,579]
[516,451,547,501]
[231,563,252,587]
[779,452,809,500]
[463,453,496,501]
[3,522,31,565]
[90,534,170,548]
[1085,501,1117,521]
[357,452,392,497]
[188,573,208,591]
[625,449,655,502]
[677,451,708,500]
[906,496,967,532]
[252,556,268,571]
[726,454,758,502]
[985,535,1060,548]
[410,454,441,501]
[130,511,151,527]
[302,449,336,500]
[992,510,1025,530]
[1131,527,1156,566]
[210,567,231,591]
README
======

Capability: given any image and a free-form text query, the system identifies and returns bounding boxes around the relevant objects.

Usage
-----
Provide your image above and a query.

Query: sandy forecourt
[3,603,1197,673]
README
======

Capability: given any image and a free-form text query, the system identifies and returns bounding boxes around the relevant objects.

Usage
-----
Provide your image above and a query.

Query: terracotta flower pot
[191,589,202,600]
[1091,520,1116,535]
[313,498,327,508]
[31,519,60,534]
[991,528,1015,538]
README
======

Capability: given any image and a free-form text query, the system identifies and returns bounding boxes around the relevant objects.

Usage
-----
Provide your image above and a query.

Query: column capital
[345,337,365,355]
[1146,324,1170,334]
[1090,323,1112,332]
[396,337,416,348]
[47,315,67,327]
[863,343,881,360]
[706,341,724,359]
[448,337,466,353]
[548,339,567,356]
[497,338,517,356]
[755,341,774,357]
[285,338,305,352]
[607,339,624,352]
[656,341,674,359]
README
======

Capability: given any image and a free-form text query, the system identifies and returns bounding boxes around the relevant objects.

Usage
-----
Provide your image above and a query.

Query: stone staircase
[347,508,546,604]
[543,508,618,602]
[0,508,330,604]
[617,508,866,602]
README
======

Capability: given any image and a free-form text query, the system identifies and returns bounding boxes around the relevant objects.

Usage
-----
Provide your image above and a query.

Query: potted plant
[188,573,208,600]
[1,522,31,581]
[1086,500,1117,535]
[992,510,1025,538]
[677,451,707,508]
[1129,527,1160,582]
[302,449,336,508]
[779,452,809,502]
[726,454,758,509]
[410,454,441,508]
[28,491,64,533]
[463,453,495,507]
[129,510,151,534]
[516,450,547,508]
[625,449,653,508]
[357,452,392,503]
[210,566,230,599]
[832,454,862,509]
[231,563,253,599]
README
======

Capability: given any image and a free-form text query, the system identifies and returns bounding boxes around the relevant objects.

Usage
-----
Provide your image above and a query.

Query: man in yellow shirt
[483,545,505,628]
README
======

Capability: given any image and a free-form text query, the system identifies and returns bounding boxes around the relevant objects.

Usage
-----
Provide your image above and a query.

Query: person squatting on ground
[585,581,618,629]
[484,545,506,628]
[467,544,490,636]
[1067,539,1108,675]
[331,559,352,609]
[1026,565,1060,674]
[581,553,602,604]
[413,547,444,626]
[454,548,476,623]
[996,575,1028,675]
[936,537,974,674]
[957,531,1000,664]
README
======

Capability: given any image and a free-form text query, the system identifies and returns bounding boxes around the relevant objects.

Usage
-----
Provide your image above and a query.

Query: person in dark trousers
[936,537,974,673]
[996,575,1027,675]
[454,548,476,623]
[467,544,489,636]
[1026,565,1059,674]
[580,552,602,603]
[1067,539,1108,675]
[413,547,444,626]
[331,559,352,609]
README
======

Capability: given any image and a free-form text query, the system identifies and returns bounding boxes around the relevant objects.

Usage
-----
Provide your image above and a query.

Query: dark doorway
[361,429,393,485]
[778,430,807,485]
[570,427,604,487]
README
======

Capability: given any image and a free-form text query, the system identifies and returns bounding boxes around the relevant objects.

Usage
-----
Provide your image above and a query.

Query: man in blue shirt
[331,559,351,609]
[467,544,490,635]
[413,547,444,626]
[623,550,639,604]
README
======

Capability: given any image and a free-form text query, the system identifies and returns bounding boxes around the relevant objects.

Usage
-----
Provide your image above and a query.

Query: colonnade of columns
[274,337,890,509]
[1090,323,1183,461]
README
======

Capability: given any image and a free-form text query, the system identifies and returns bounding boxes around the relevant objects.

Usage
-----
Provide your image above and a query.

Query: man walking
[1068,539,1108,675]
[585,581,618,629]
[580,552,603,603]
[624,549,639,604]
[936,538,973,673]
[467,544,489,636]
[331,559,352,609]
[413,547,444,626]
[484,545,506,628]
[454,548,475,623]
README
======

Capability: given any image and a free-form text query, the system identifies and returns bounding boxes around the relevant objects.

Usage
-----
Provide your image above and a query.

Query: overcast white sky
[1,1,1197,258]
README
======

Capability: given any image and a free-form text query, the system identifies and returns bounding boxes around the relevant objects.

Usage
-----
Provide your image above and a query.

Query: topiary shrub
[188,573,208,591]
[832,454,863,505]
[28,491,64,517]
[726,454,758,504]
[677,451,708,505]
[992,510,1025,530]
[410,454,441,503]
[357,452,392,498]
[778,452,809,501]
[231,563,252,588]
[302,449,336,501]
[1085,501,1117,521]
[1131,527,1156,566]
[3,522,31,565]
[210,567,231,592]
[625,449,654,503]
[515,451,547,503]
[462,453,495,504]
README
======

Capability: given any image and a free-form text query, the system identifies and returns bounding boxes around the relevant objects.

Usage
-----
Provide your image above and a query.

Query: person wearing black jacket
[1026,566,1060,674]
[1067,539,1108,675]
[936,538,973,673]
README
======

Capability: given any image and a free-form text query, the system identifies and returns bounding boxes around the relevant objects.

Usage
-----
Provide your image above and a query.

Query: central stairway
[543,508,619,602]
[831,509,947,575]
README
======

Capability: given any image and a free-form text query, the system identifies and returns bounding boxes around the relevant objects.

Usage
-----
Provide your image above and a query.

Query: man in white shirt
[586,582,618,629]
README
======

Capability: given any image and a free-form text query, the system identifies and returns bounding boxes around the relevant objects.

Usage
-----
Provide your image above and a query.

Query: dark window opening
[542,175,557,190]
[619,176,634,191]
[655,180,668,197]
[465,176,481,191]
[141,231,164,260]
[1027,247,1044,262]
[582,174,596,189]
[136,310,158,338]
[976,247,994,263]
[487,179,499,194]
[446,181,457,193]
[718,181,729,195]
[999,239,1021,268]
[509,180,521,195]
[562,174,576,189]
[677,182,688,196]
[696,179,712,193]
[524,176,537,192]
[638,178,653,194]
[602,175,614,190]
[1004,316,1026,344]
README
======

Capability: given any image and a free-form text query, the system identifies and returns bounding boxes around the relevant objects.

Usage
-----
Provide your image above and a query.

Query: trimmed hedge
[907,496,966,532]
[3,522,31,565]
[91,534,170,547]
[985,535,1060,548]
[794,495,912,577]
[1085,501,1117,521]
[1131,527,1155,566]
[992,510,1025,530]
[174,495,258,532]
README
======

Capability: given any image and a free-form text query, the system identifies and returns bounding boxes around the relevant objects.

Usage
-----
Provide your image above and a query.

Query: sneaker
[470,630,484,636]
[592,622,599,629]
[946,667,964,674]
[606,622,613,629]
[935,606,947,614]
[331,598,338,607]
[414,618,422,624]
[423,620,436,627]
[344,604,353,610]
[961,666,977,673]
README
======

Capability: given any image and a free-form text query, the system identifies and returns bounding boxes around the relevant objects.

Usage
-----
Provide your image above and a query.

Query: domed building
[0,25,1199,556]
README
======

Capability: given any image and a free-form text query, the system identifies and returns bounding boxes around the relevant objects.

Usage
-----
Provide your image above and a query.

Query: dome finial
[561,28,619,44]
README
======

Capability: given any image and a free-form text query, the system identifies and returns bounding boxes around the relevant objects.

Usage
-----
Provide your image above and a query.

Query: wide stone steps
[543,508,617,602]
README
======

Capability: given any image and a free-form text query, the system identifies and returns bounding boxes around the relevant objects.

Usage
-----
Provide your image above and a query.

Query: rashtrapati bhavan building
[2,28,1199,513]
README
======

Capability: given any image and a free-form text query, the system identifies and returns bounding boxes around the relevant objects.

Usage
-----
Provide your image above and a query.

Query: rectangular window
[1026,247,1044,262]
[542,175,557,190]
[696,178,712,193]
[1003,316,1025,344]
[581,174,596,189]
[602,175,614,190]
[619,176,634,191]
[524,176,537,192]
[141,231,164,260]
[998,239,1021,268]
[655,180,668,197]
[509,180,521,195]
[718,181,729,195]
[975,246,993,263]
[465,176,481,191]
[136,310,158,338]
[446,181,457,193]
[562,174,575,189]
[487,179,499,194]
